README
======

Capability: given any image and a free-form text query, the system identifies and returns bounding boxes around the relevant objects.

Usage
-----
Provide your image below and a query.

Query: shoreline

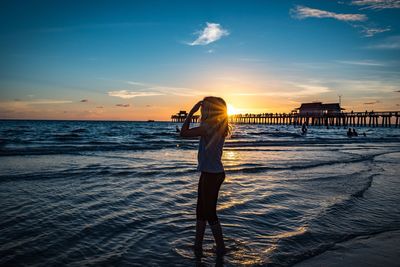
[294,229,400,267]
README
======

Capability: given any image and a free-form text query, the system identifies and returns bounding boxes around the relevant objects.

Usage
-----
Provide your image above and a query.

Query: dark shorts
[196,171,225,225]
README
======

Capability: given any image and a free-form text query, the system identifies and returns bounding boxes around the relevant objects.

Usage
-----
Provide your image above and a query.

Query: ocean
[1,120,399,266]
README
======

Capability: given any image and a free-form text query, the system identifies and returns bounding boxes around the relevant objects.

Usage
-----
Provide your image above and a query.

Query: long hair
[200,96,231,138]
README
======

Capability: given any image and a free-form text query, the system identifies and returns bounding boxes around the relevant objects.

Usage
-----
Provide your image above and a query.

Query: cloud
[331,79,399,94]
[293,84,332,95]
[350,23,391,37]
[80,99,89,102]
[102,78,202,96]
[291,5,390,37]
[364,100,380,104]
[116,104,130,107]
[367,35,400,49]
[125,81,147,86]
[290,5,367,21]
[351,0,400,10]
[395,90,400,92]
[335,60,385,66]
[22,99,73,105]
[105,78,213,98]
[360,26,390,37]
[188,22,229,46]
[96,106,104,108]
[123,80,206,96]
[108,90,163,99]
[232,83,331,97]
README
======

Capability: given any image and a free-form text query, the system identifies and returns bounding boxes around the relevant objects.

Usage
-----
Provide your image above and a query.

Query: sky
[0,0,399,121]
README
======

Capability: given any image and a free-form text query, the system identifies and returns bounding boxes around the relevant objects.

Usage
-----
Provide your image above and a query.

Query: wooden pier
[228,111,400,127]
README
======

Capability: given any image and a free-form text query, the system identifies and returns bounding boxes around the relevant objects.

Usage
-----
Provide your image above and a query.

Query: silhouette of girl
[180,96,230,257]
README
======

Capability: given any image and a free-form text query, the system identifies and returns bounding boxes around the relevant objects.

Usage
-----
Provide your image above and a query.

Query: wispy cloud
[364,100,380,104]
[116,104,130,107]
[292,83,332,95]
[119,80,207,97]
[188,22,229,46]
[125,81,147,86]
[367,35,400,49]
[290,5,367,21]
[351,0,400,10]
[232,83,331,97]
[332,79,400,93]
[349,23,391,37]
[291,5,391,37]
[19,99,73,105]
[360,26,391,37]
[335,59,385,66]
[108,90,163,99]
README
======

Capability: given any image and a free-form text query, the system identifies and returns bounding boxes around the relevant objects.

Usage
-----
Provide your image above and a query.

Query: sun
[227,104,238,116]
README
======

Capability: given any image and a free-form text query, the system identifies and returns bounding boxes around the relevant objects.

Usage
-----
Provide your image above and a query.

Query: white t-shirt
[197,127,225,173]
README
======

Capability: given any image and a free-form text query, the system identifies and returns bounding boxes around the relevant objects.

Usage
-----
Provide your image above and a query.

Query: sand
[294,230,400,267]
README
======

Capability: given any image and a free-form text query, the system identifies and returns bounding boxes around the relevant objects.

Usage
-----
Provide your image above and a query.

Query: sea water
[0,120,399,266]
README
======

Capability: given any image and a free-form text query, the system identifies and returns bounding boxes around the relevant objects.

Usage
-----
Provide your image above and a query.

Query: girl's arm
[180,101,206,138]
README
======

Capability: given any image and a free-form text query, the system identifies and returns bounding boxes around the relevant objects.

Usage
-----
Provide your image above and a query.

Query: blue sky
[0,0,399,120]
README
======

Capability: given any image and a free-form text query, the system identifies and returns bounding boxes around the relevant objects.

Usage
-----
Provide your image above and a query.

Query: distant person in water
[176,125,180,133]
[301,123,307,135]
[347,128,353,137]
[352,128,358,137]
[180,97,229,257]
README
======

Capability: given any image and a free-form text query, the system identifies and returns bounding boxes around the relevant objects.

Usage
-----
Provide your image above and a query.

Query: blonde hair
[200,96,230,137]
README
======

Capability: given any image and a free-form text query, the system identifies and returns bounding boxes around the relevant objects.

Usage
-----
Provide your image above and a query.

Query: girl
[180,96,230,257]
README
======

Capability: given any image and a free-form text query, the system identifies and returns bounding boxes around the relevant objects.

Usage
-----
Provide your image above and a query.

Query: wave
[0,152,383,183]
[249,131,302,138]
[273,227,400,267]
[266,170,378,266]
[225,154,378,174]
[53,133,82,141]
[70,128,87,133]
[225,137,400,148]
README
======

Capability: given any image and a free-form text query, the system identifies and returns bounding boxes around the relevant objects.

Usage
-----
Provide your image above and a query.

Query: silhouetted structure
[228,111,399,128]
[171,110,200,123]
[296,102,343,115]
[171,107,400,127]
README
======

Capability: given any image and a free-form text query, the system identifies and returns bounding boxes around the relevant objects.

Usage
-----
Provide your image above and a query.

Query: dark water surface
[1,120,400,266]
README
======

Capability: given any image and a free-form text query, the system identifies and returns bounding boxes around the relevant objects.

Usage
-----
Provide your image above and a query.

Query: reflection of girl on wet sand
[180,96,230,257]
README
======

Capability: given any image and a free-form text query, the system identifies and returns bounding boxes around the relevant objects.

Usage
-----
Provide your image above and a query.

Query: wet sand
[294,230,400,267]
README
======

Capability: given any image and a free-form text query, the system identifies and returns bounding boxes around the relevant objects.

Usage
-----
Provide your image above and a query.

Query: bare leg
[194,220,206,257]
[210,221,226,256]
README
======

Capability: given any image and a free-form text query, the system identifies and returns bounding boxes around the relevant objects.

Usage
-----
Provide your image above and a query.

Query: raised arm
[179,101,206,138]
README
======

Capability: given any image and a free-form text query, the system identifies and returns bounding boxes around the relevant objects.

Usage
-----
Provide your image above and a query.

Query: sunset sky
[1,0,399,120]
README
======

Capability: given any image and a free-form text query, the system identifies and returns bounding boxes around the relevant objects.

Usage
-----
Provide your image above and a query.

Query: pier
[228,111,400,127]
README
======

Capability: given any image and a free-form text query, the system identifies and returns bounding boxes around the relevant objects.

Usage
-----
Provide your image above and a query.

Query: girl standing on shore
[179,96,230,257]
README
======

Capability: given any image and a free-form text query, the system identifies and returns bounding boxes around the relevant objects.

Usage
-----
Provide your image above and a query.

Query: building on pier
[296,102,343,115]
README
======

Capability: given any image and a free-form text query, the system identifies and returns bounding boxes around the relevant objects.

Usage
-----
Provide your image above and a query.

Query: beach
[294,229,400,267]
[1,120,400,266]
